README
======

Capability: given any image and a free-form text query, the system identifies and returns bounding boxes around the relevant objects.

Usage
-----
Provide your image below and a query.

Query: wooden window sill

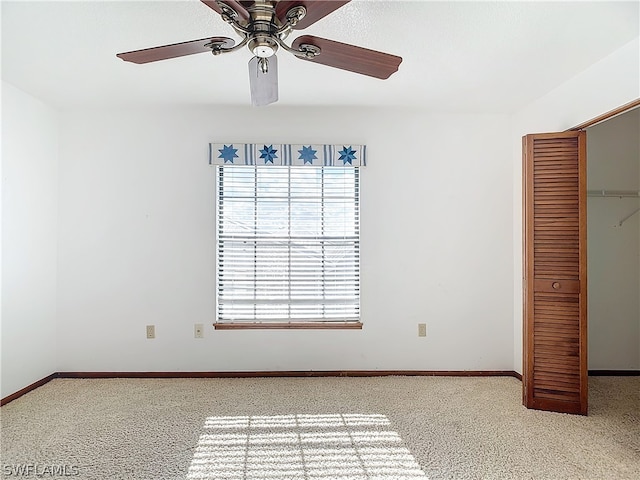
[213,322,363,330]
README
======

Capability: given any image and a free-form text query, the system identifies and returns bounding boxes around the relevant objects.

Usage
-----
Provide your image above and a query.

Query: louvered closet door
[523,131,587,415]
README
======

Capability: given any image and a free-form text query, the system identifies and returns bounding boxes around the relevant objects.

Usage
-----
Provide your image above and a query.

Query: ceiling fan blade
[275,1,350,30]
[117,37,234,64]
[291,35,402,79]
[201,0,250,21]
[248,55,278,107]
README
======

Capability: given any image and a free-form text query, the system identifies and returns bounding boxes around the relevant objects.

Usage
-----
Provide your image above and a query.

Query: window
[215,162,361,329]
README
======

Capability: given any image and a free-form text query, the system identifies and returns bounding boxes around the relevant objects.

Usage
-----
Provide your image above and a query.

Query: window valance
[209,143,366,167]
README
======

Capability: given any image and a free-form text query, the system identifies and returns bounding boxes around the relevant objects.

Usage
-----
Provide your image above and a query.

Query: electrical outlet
[146,325,155,339]
[194,323,204,339]
[418,323,427,337]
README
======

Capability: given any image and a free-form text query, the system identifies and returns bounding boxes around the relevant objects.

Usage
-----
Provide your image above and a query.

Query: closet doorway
[522,100,640,415]
[586,108,640,374]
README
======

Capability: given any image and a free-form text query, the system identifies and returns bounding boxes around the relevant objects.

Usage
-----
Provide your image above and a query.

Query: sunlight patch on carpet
[187,413,428,480]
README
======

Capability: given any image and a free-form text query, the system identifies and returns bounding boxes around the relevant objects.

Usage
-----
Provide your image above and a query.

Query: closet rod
[587,189,640,198]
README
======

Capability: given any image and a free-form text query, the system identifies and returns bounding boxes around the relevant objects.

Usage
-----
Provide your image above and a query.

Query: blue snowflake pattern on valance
[218,145,239,163]
[259,145,278,164]
[338,146,357,165]
[209,144,366,166]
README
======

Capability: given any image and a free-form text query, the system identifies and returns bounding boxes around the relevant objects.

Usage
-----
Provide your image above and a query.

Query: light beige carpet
[1,376,638,479]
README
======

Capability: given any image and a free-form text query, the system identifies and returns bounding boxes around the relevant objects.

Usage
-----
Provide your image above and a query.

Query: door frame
[566,99,640,131]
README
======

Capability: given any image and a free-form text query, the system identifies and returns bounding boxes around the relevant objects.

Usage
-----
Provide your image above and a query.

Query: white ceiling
[2,0,638,112]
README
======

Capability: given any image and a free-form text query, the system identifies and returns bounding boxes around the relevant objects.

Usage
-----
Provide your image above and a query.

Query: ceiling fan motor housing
[247,3,279,58]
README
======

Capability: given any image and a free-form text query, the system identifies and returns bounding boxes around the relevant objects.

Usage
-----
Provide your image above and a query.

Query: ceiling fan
[116,0,402,106]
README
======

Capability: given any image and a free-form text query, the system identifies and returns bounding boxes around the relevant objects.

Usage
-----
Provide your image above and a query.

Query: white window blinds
[216,165,360,324]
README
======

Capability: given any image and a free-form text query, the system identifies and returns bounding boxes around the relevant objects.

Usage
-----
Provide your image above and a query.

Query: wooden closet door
[522,131,587,415]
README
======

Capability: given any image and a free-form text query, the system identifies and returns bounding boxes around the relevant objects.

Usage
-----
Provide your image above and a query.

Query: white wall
[1,82,59,398]
[56,107,513,372]
[587,109,640,370]
[511,37,640,373]
[3,38,637,389]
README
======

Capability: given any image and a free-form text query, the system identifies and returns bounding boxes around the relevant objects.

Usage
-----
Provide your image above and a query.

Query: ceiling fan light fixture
[248,36,278,58]
[253,44,275,57]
